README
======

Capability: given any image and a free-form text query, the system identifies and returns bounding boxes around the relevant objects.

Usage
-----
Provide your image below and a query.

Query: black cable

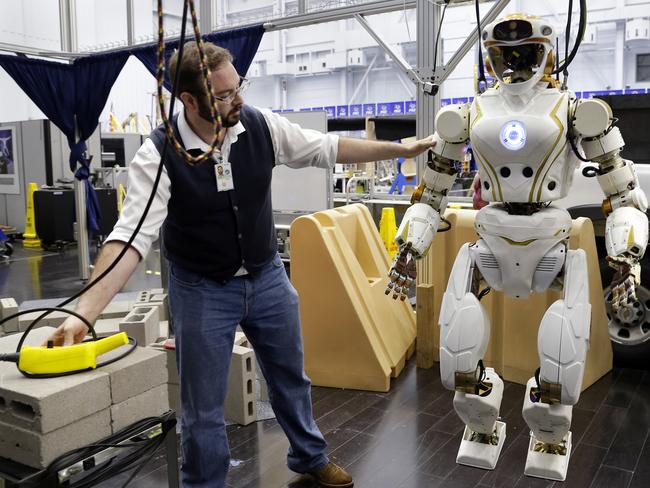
[477,287,491,301]
[32,412,176,488]
[552,0,587,75]
[474,0,487,93]
[438,217,452,233]
[555,37,560,81]
[563,0,573,79]
[433,1,449,73]
[569,133,592,163]
[425,0,450,97]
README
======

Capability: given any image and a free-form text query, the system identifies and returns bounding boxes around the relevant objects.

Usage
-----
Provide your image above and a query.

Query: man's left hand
[400,135,437,159]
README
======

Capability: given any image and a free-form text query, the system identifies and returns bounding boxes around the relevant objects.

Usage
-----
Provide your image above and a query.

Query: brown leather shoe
[308,462,354,487]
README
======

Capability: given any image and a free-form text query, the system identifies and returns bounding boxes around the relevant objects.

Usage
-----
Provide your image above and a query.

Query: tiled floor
[2,242,649,488]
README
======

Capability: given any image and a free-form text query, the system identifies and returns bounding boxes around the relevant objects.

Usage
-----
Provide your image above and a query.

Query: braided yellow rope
[157,0,223,165]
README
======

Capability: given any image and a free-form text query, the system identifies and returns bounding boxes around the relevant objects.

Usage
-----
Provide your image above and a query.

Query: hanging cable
[474,0,487,93]
[432,1,449,73]
[552,0,587,76]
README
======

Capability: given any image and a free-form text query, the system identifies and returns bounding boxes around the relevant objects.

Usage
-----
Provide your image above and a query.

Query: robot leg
[439,243,506,470]
[522,249,591,481]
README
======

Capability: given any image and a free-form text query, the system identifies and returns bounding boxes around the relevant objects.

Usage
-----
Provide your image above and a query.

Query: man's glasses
[212,77,250,104]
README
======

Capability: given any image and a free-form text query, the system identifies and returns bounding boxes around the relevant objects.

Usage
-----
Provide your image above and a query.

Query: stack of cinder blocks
[134,288,169,322]
[154,331,262,426]
[0,327,169,469]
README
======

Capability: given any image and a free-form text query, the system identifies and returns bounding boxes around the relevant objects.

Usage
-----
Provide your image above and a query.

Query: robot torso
[469,85,578,204]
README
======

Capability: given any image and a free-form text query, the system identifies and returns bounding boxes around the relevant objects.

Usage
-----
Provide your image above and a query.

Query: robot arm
[386,103,470,300]
[572,98,649,311]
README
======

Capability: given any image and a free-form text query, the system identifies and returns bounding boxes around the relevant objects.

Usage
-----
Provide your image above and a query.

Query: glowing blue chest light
[500,120,526,151]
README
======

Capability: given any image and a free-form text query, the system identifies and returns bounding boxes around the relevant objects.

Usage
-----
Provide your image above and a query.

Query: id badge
[215,161,234,192]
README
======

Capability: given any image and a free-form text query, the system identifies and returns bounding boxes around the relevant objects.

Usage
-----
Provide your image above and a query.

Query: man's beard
[198,100,242,128]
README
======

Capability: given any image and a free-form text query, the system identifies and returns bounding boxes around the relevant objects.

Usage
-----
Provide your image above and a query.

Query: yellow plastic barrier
[419,208,612,391]
[23,182,41,249]
[117,183,127,216]
[290,204,416,392]
[379,207,398,259]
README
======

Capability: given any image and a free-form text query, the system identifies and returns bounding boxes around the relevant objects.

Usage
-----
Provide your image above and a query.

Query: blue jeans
[168,254,328,488]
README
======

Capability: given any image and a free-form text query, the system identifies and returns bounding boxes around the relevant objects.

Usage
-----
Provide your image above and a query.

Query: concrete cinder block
[148,341,178,385]
[93,317,123,335]
[136,291,151,303]
[0,298,18,333]
[234,331,249,348]
[18,311,47,331]
[110,384,169,433]
[98,301,132,319]
[233,332,268,402]
[0,409,111,469]
[159,320,169,340]
[119,306,160,346]
[147,293,169,321]
[17,310,71,330]
[99,346,167,404]
[0,328,111,434]
[224,345,257,426]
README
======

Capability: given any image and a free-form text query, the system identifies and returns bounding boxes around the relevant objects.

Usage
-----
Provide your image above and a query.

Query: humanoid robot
[386,13,649,481]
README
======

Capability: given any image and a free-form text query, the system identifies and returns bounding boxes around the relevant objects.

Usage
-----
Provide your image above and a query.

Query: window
[637,54,650,82]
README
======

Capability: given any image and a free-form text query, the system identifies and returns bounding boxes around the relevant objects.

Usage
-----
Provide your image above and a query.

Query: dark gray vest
[149,105,276,281]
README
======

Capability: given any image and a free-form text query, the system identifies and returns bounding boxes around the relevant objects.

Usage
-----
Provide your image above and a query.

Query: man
[46,42,436,488]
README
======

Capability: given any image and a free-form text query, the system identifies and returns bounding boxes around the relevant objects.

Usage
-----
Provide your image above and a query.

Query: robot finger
[610,286,622,312]
[404,276,415,290]
[395,273,408,287]
[625,278,637,304]
[385,280,395,295]
[393,285,403,300]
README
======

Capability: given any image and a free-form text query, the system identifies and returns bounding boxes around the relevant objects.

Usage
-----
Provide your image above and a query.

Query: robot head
[482,14,555,95]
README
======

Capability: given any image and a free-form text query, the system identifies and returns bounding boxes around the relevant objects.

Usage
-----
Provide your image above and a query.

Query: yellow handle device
[17,333,129,375]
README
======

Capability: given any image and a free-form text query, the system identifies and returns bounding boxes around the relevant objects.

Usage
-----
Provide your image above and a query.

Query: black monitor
[596,93,650,165]
[100,138,126,167]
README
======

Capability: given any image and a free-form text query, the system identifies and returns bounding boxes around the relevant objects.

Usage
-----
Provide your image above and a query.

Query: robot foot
[456,420,506,470]
[524,430,572,481]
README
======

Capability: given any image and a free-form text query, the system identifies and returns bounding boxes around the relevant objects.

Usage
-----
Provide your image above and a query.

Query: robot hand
[385,203,441,300]
[386,243,417,301]
[605,206,649,312]
[606,256,641,313]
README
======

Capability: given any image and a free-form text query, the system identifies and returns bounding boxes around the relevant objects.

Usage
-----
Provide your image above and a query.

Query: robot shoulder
[435,102,470,143]
[571,97,613,138]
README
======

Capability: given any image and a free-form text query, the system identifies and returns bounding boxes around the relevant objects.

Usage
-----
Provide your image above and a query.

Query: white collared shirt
[106,106,339,261]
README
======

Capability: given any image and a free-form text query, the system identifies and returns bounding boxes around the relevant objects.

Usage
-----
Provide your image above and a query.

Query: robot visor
[488,43,546,82]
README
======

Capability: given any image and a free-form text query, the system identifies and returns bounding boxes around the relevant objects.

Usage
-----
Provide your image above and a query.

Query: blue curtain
[0,23,264,234]
[0,52,129,233]
[132,24,265,90]
[71,53,129,232]
[0,55,76,138]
